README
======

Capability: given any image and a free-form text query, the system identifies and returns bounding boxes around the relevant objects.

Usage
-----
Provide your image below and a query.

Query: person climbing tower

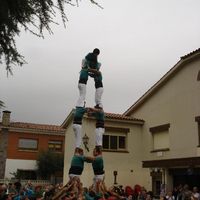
[76,48,104,109]
[68,147,94,180]
[72,106,90,149]
[92,146,105,192]
[87,107,105,148]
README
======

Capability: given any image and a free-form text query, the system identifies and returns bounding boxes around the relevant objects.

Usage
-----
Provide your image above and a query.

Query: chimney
[2,110,11,126]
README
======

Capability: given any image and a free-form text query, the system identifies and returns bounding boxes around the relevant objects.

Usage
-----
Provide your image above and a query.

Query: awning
[143,157,200,168]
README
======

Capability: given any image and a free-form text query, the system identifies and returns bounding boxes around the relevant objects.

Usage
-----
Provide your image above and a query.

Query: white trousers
[93,174,105,182]
[76,83,86,107]
[95,127,105,146]
[76,83,103,108]
[72,124,82,148]
[95,87,104,108]
[92,174,105,192]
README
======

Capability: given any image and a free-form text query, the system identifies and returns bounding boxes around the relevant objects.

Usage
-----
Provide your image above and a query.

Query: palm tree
[0,100,4,108]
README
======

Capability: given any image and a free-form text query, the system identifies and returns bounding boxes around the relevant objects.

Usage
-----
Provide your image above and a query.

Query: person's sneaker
[94,104,103,110]
[95,145,102,152]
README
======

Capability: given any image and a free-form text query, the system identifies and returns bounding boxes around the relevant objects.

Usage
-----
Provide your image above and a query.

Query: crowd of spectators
[0,181,200,200]
[0,180,153,200]
[0,180,59,200]
[165,184,200,200]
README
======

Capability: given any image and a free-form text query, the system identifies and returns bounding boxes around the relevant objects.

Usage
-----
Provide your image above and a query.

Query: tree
[0,0,102,75]
[36,150,64,179]
[0,100,4,107]
[0,100,5,110]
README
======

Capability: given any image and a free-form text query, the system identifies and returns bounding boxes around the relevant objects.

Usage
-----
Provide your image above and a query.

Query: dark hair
[75,147,83,154]
[89,190,96,197]
[93,48,100,55]
[78,148,83,154]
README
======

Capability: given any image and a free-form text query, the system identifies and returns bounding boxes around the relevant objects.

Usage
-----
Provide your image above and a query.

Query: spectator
[0,184,7,199]
[181,184,192,200]
[165,191,175,200]
[192,187,200,200]
[125,186,133,197]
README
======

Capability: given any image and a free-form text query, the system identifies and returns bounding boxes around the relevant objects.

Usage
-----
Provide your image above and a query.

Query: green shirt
[69,155,86,175]
[93,111,104,128]
[92,156,104,175]
[73,107,87,124]
[85,53,98,69]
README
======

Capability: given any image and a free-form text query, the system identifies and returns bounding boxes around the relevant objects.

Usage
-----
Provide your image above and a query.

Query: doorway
[151,171,162,197]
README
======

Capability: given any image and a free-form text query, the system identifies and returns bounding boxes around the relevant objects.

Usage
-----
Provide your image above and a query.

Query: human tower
[52,48,105,200]
[72,48,104,151]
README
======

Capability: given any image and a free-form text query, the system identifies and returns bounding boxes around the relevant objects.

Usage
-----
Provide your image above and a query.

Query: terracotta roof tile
[84,107,144,121]
[0,122,65,133]
[181,48,200,60]
[104,112,144,122]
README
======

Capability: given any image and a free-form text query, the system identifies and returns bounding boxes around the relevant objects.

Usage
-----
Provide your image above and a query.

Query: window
[102,127,129,151]
[18,138,38,150]
[149,124,170,152]
[119,136,126,148]
[48,140,62,152]
[153,130,169,150]
[195,116,200,146]
[197,70,200,81]
[102,134,126,150]
[198,122,200,146]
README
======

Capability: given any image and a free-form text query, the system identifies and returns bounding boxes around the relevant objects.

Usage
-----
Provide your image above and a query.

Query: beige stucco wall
[131,58,200,161]
[127,58,200,190]
[63,117,151,189]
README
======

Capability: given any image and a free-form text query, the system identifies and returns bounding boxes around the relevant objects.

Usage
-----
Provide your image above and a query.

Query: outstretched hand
[85,107,94,117]
[88,68,101,75]
[86,107,103,116]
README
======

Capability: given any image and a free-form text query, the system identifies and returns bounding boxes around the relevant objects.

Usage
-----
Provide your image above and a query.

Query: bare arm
[86,107,103,114]
[84,156,95,163]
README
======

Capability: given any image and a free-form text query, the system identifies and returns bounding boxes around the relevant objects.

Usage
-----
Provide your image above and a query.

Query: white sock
[76,83,86,107]
[95,87,103,108]
[95,127,105,146]
[72,124,82,148]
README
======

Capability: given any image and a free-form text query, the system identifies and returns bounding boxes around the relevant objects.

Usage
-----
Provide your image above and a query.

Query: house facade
[62,48,200,194]
[124,48,200,193]
[61,111,145,187]
[0,111,65,180]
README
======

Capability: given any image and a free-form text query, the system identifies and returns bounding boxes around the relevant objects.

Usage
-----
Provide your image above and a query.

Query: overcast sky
[0,0,200,125]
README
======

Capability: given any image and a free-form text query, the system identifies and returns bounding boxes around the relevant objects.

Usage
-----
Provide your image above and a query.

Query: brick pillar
[0,128,9,178]
[0,111,11,178]
[2,110,11,126]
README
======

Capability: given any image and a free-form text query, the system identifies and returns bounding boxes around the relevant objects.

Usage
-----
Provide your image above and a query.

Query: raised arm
[84,156,95,163]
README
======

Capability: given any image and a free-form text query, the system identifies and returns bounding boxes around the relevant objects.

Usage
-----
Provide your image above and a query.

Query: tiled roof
[61,109,144,128]
[0,122,65,133]
[181,48,200,60]
[104,112,144,122]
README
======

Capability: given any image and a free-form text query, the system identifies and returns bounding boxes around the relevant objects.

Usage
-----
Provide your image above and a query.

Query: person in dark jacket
[76,48,103,109]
